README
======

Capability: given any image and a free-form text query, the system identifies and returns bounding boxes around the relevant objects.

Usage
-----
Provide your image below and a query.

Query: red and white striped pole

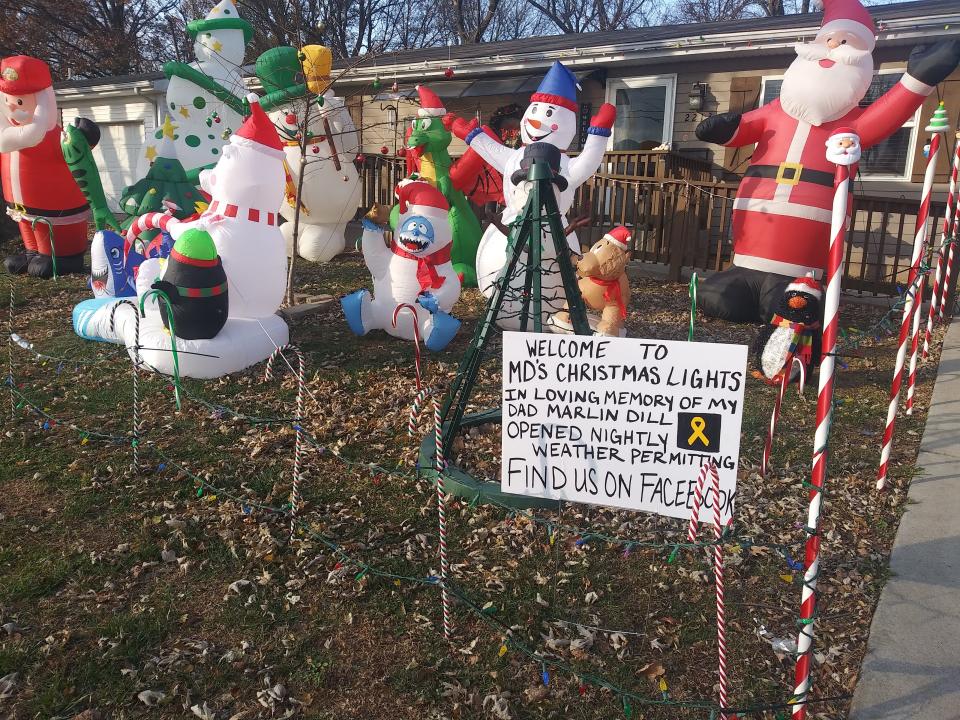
[878,129,942,488]
[906,125,945,412]
[936,136,960,323]
[924,137,959,354]
[905,270,928,415]
[791,131,856,719]
[685,459,728,715]
[762,371,789,478]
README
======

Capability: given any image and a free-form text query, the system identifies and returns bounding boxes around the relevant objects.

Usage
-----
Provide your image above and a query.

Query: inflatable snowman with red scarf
[341,181,461,351]
[695,0,960,322]
[1,56,93,278]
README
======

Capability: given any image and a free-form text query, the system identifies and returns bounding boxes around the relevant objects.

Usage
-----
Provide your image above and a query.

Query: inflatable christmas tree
[119,116,203,229]
[138,0,253,181]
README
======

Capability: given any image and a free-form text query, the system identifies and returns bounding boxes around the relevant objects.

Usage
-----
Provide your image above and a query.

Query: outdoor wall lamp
[688,82,708,112]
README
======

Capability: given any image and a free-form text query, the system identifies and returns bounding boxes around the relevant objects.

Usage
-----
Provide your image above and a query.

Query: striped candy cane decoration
[763,371,789,479]
[265,344,306,538]
[685,460,728,713]
[686,461,710,542]
[878,131,941,489]
[434,392,453,640]
[110,300,141,472]
[125,211,180,247]
[791,158,850,720]
[408,386,431,437]
[924,139,959,353]
[905,271,928,415]
[937,140,960,322]
[7,277,14,421]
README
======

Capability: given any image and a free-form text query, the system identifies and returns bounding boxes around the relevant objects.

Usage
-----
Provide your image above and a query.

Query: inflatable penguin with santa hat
[151,227,229,341]
[753,273,823,382]
[446,61,616,329]
[341,181,461,350]
[694,0,959,323]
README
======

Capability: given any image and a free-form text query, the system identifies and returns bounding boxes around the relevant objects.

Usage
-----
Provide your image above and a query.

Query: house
[55,0,960,209]
[49,0,959,296]
[339,0,959,196]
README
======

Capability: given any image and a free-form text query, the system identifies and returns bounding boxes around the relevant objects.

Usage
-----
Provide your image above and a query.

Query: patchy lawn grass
[0,230,941,720]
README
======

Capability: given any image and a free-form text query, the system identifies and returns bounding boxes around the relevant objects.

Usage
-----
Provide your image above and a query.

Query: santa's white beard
[0,87,56,152]
[779,43,874,125]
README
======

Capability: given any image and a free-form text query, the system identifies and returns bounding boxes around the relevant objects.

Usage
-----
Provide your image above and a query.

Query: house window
[605,76,676,151]
[760,71,918,179]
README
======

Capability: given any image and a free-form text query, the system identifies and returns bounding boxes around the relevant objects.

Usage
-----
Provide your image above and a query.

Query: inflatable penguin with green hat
[151,228,229,340]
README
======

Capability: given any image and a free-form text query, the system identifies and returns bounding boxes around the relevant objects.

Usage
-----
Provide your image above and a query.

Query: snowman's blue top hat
[530,61,580,113]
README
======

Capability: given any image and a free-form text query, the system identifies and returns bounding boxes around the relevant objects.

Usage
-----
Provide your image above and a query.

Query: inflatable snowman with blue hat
[448,61,615,330]
[72,93,290,379]
[342,181,461,351]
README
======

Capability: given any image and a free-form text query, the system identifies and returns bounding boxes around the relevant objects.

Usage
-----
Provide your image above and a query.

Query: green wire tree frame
[418,155,592,508]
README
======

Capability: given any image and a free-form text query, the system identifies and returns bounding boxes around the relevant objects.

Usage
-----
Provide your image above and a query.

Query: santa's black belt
[744,165,835,188]
[6,202,90,218]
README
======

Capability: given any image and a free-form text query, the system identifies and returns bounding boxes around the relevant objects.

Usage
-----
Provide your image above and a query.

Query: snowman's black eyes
[17,99,23,105]
[841,39,847,44]
[546,108,553,117]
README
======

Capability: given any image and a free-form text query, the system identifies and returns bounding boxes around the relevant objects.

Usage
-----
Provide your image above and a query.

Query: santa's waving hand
[695,0,960,323]
[1,56,93,278]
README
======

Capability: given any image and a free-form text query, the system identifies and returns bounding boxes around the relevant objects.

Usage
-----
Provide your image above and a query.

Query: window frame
[759,68,920,181]
[604,74,677,152]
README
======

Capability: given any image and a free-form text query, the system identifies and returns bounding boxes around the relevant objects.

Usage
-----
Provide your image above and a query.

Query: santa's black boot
[27,253,85,279]
[4,251,37,275]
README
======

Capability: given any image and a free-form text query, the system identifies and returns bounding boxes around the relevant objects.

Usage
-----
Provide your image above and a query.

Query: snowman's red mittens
[588,103,617,136]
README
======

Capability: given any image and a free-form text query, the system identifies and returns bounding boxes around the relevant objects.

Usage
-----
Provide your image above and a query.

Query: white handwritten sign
[500,332,748,524]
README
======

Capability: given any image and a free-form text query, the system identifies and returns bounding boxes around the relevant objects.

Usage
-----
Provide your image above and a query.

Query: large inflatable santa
[1,56,93,278]
[695,0,960,322]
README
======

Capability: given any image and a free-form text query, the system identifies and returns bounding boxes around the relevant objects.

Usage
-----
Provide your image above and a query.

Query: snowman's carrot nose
[526,118,542,130]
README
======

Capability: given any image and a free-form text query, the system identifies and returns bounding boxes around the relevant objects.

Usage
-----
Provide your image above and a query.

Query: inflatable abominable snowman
[451,61,615,330]
[73,94,290,379]
[341,182,461,351]
[259,45,362,263]
[140,0,253,179]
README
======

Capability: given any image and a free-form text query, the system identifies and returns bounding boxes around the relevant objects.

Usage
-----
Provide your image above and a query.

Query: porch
[358,149,954,303]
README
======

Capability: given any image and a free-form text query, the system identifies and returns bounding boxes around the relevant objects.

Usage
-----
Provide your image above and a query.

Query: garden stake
[264,344,306,539]
[907,111,949,412]
[791,152,850,720]
[7,276,14,421]
[936,137,960,321]
[924,131,958,353]
[879,127,940,485]
[30,217,56,281]
[110,300,141,473]
[685,459,728,714]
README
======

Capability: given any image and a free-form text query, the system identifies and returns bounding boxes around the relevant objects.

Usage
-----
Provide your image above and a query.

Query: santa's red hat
[398,181,449,219]
[0,56,52,95]
[602,226,631,250]
[232,93,284,157]
[416,86,446,118]
[787,273,823,299]
[818,0,876,52]
[826,126,858,143]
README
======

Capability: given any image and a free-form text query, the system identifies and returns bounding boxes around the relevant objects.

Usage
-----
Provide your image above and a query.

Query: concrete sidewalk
[850,321,960,720]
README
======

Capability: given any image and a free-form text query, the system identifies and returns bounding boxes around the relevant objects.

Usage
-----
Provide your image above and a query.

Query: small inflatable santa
[1,56,91,277]
[695,0,960,322]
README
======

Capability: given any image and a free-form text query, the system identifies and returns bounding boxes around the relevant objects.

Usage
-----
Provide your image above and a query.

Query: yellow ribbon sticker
[687,416,710,447]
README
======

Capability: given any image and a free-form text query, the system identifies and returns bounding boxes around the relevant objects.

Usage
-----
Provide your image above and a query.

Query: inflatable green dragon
[390,88,483,288]
[60,120,120,232]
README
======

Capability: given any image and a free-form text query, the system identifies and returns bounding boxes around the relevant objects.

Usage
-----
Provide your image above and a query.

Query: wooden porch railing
[358,152,950,300]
